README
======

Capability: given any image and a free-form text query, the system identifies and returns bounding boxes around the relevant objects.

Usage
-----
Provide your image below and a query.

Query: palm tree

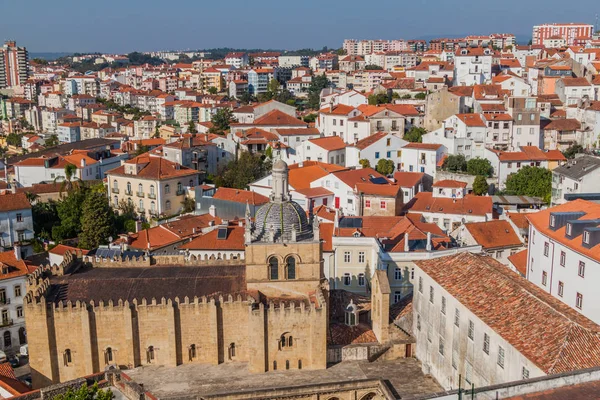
[55,163,78,195]
[24,191,39,205]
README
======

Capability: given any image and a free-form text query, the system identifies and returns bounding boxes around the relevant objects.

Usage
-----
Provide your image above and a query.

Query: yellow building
[106,155,201,219]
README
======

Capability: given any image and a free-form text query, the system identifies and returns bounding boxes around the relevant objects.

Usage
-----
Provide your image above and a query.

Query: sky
[1,0,598,53]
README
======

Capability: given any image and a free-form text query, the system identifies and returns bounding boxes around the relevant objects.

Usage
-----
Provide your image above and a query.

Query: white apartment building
[526,200,600,324]
[399,143,446,179]
[317,104,370,143]
[551,156,600,206]
[0,249,29,357]
[297,136,347,166]
[555,77,593,106]
[422,114,487,160]
[345,131,407,172]
[413,252,600,391]
[0,193,33,257]
[453,47,493,86]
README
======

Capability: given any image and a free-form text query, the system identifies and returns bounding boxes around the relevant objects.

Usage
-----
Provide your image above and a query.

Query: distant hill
[30,52,73,60]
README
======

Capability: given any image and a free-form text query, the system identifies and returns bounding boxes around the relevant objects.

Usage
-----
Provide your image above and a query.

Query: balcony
[149,210,159,218]
[148,193,157,199]
[0,319,13,328]
[0,298,9,305]
[136,192,145,198]
[176,189,185,196]
[138,208,145,213]
[125,190,133,196]
[111,188,120,194]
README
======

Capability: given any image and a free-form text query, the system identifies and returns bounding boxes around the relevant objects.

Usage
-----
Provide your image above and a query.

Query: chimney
[14,243,21,261]
[238,220,244,227]
[404,234,409,252]
[299,161,303,168]
[135,220,143,233]
[81,158,86,168]
[426,231,432,252]
[209,205,217,217]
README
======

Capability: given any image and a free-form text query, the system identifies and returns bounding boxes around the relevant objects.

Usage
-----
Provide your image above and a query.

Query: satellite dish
[108,236,113,243]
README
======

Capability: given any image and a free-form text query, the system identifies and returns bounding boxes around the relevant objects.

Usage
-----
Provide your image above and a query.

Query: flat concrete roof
[126,359,441,399]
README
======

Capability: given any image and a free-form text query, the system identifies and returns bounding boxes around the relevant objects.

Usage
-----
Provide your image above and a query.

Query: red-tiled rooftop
[212,187,269,205]
[432,180,467,188]
[464,220,522,249]
[416,252,600,375]
[406,192,492,217]
[508,249,528,276]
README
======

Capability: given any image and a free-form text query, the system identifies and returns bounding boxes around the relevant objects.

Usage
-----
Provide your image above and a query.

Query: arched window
[286,257,296,280]
[150,185,155,196]
[177,182,183,193]
[139,199,143,210]
[165,184,170,194]
[64,349,72,366]
[138,183,143,194]
[298,359,302,369]
[269,257,279,280]
[113,196,119,207]
[113,180,118,189]
[126,182,132,194]
[288,336,293,347]
[147,346,155,363]
[3,332,11,348]
[18,328,26,345]
[345,301,358,327]
[166,200,171,210]
[286,360,290,370]
[150,201,156,212]
[229,343,236,359]
[105,347,113,364]
[273,361,277,370]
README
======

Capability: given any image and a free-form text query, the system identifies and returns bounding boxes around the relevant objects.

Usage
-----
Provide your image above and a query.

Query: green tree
[364,64,382,70]
[404,127,427,143]
[414,92,427,100]
[368,93,390,105]
[134,145,150,156]
[52,187,88,241]
[45,134,59,147]
[188,120,197,134]
[562,143,584,159]
[505,166,552,202]
[336,48,346,56]
[267,79,281,95]
[264,146,273,159]
[6,133,22,147]
[443,154,467,172]
[466,157,493,177]
[375,159,395,176]
[181,196,196,213]
[207,86,218,95]
[239,91,255,104]
[56,163,78,193]
[79,192,114,250]
[359,159,371,169]
[472,175,489,196]
[52,382,113,400]
[32,201,59,240]
[303,114,317,123]
[307,74,330,110]
[215,152,269,189]
[210,108,237,134]
[401,94,412,99]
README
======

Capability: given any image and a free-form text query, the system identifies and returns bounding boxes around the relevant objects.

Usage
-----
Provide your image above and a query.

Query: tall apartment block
[0,41,30,89]
[532,23,594,46]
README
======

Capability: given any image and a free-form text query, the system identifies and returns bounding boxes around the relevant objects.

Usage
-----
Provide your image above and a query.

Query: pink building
[532,23,594,46]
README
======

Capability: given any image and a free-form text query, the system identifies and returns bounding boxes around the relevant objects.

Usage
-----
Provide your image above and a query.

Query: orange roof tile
[287,161,348,190]
[433,180,467,189]
[456,113,487,127]
[0,251,29,280]
[179,226,245,251]
[308,136,346,151]
[332,168,386,188]
[508,249,528,276]
[212,187,269,205]
[416,252,600,374]
[393,171,425,187]
[107,156,199,180]
[464,220,522,249]
[251,110,306,126]
[407,192,492,217]
[403,143,442,150]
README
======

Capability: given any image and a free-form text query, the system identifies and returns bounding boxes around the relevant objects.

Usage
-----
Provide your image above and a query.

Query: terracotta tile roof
[464,220,522,249]
[508,249,528,276]
[319,222,334,251]
[485,113,513,121]
[543,118,581,131]
[526,199,600,263]
[448,86,474,97]
[212,187,269,205]
[160,214,222,237]
[107,156,199,180]
[332,168,386,189]
[0,251,29,281]
[433,180,467,188]
[318,104,356,116]
[294,187,333,198]
[128,225,183,251]
[0,193,31,211]
[274,128,320,136]
[493,146,567,162]
[354,183,400,197]
[328,323,378,345]
[251,110,306,126]
[499,58,522,68]
[307,136,346,151]
[456,113,487,127]
[473,84,507,100]
[287,161,348,190]
[351,131,388,150]
[0,362,30,395]
[403,143,442,151]
[560,77,592,87]
[49,244,90,257]
[180,226,245,251]
[416,252,600,375]
[406,192,493,217]
[393,171,424,187]
[506,211,530,230]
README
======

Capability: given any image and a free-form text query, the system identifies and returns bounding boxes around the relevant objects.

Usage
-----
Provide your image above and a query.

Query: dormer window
[566,223,572,236]
[550,215,556,228]
[583,231,590,244]
[345,301,358,326]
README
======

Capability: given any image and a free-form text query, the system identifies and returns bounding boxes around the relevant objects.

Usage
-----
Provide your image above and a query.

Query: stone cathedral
[24,159,328,388]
